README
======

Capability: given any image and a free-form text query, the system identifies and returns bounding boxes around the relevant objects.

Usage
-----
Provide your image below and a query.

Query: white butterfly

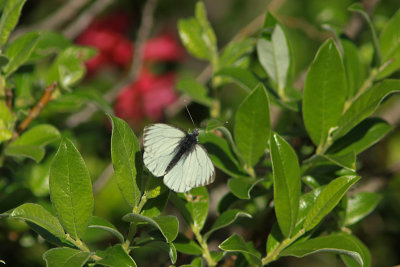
[143,123,215,193]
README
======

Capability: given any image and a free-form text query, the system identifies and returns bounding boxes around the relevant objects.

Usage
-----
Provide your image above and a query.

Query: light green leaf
[295,188,322,232]
[303,175,359,231]
[123,213,179,243]
[215,67,259,93]
[270,132,300,237]
[5,145,45,162]
[194,2,216,49]
[302,39,346,148]
[3,31,40,76]
[10,203,65,240]
[228,177,263,199]
[10,124,61,147]
[257,25,289,94]
[0,0,27,47]
[43,248,91,267]
[281,233,365,267]
[144,176,167,200]
[234,84,271,167]
[204,209,251,240]
[219,38,255,68]
[335,79,400,139]
[340,234,371,267]
[110,115,142,208]
[173,233,202,255]
[180,187,209,231]
[88,216,124,243]
[0,101,13,143]
[219,234,261,267]
[266,223,284,254]
[96,244,137,267]
[141,190,170,218]
[344,192,382,226]
[28,31,71,62]
[176,77,212,106]
[49,138,94,239]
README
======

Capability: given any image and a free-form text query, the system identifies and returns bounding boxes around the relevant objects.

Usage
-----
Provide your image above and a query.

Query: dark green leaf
[335,79,400,139]
[303,175,359,231]
[123,213,179,243]
[266,223,284,254]
[176,77,212,106]
[344,192,382,226]
[0,54,9,67]
[204,209,251,240]
[234,84,271,167]
[49,138,94,239]
[110,115,142,208]
[219,234,261,266]
[173,233,202,255]
[228,177,263,199]
[96,244,137,267]
[302,39,346,148]
[88,216,124,243]
[0,0,27,47]
[10,203,65,240]
[43,248,91,267]
[215,67,259,93]
[3,31,40,76]
[270,132,301,237]
[281,233,365,266]
[322,152,356,171]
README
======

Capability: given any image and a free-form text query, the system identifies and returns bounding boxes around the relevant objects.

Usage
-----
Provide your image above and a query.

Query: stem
[66,235,102,261]
[192,227,216,267]
[123,194,148,251]
[261,229,305,265]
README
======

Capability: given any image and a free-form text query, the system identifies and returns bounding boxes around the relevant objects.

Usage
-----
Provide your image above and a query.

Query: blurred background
[1,0,400,266]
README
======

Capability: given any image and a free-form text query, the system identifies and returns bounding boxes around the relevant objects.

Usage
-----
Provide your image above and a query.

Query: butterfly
[143,123,215,193]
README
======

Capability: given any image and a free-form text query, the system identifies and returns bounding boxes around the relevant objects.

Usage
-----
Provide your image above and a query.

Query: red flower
[144,34,184,62]
[114,70,178,123]
[112,38,134,67]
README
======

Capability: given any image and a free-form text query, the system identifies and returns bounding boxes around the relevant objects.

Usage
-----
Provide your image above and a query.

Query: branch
[5,87,13,111]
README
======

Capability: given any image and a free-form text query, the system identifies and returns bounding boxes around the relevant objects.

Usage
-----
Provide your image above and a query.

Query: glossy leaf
[295,188,322,232]
[204,209,251,240]
[335,79,400,139]
[342,39,362,98]
[88,216,124,243]
[302,39,346,147]
[123,213,179,243]
[10,203,65,240]
[345,192,382,226]
[234,84,271,167]
[3,31,40,76]
[216,67,259,93]
[328,118,392,155]
[96,244,137,267]
[257,24,289,93]
[228,177,263,199]
[176,77,212,106]
[219,234,262,266]
[281,233,366,267]
[49,138,94,239]
[110,115,142,208]
[270,132,301,237]
[0,0,27,47]
[173,233,202,255]
[303,175,359,231]
[377,9,400,78]
[43,248,91,267]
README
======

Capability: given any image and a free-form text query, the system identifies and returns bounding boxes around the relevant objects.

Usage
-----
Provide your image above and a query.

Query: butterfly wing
[143,123,186,177]
[164,144,215,193]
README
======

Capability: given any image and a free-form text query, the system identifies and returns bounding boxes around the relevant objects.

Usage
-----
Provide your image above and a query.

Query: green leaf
[342,39,363,98]
[180,187,209,231]
[109,115,142,208]
[0,0,27,47]
[176,77,212,106]
[49,138,94,239]
[145,176,167,200]
[335,79,400,139]
[228,177,263,199]
[3,31,40,76]
[328,118,392,155]
[378,9,400,79]
[194,2,216,50]
[141,190,170,218]
[28,31,71,62]
[266,223,284,254]
[303,175,359,231]
[10,203,65,240]
[0,54,9,67]
[123,213,179,243]
[4,145,45,162]
[219,38,255,68]
[173,233,202,255]
[219,234,262,266]
[0,101,13,143]
[257,25,289,94]
[96,244,137,267]
[215,67,259,93]
[322,152,356,171]
[234,84,271,167]
[340,234,371,267]
[270,132,301,237]
[26,155,53,197]
[281,233,365,266]
[204,209,251,240]
[344,192,382,226]
[88,216,124,243]
[302,39,346,148]
[9,124,61,146]
[43,248,91,267]
[198,131,246,177]
[295,188,322,232]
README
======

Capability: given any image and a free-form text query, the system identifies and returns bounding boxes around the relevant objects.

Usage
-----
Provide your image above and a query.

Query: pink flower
[144,34,184,61]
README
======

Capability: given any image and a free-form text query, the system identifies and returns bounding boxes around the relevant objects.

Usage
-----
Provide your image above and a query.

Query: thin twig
[5,87,13,111]
[14,82,57,139]
[66,0,158,128]
[63,0,115,40]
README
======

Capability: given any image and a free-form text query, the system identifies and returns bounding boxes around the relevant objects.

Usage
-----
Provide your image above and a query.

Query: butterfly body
[143,124,214,192]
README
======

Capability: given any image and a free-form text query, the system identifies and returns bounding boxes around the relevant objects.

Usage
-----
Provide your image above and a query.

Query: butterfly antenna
[184,100,196,128]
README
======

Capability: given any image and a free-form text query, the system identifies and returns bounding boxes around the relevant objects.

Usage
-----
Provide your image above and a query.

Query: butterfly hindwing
[143,124,186,177]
